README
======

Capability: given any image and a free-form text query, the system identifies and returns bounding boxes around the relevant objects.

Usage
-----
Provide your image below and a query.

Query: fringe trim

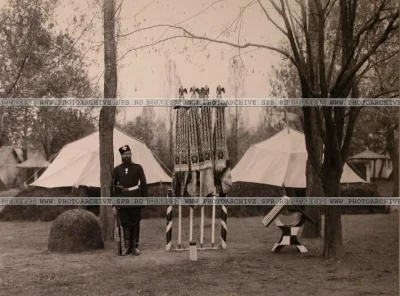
[214,106,229,172]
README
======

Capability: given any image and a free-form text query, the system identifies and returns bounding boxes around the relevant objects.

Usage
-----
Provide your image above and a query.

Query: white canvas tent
[349,149,392,181]
[17,152,50,181]
[232,128,366,188]
[32,129,171,188]
[17,152,50,168]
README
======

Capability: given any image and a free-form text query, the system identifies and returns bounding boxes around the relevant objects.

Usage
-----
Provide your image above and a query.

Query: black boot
[122,227,132,256]
[131,224,140,255]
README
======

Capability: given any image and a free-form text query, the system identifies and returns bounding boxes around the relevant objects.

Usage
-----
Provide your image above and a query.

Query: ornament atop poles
[216,85,225,97]
[199,85,210,98]
[190,86,200,98]
[179,86,187,98]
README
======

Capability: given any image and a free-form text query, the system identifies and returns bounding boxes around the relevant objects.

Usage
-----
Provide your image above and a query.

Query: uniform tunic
[112,162,148,227]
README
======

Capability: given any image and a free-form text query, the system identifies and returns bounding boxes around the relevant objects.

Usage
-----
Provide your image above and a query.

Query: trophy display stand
[262,196,316,253]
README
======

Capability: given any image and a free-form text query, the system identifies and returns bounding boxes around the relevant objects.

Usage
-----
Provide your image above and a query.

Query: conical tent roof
[232,128,366,188]
[17,152,50,168]
[349,149,387,160]
[32,129,171,188]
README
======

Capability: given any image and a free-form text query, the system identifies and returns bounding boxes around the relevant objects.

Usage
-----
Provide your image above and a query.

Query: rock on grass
[48,209,104,253]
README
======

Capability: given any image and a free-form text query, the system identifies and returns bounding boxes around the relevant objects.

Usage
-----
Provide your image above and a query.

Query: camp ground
[0,109,398,296]
[0,124,398,295]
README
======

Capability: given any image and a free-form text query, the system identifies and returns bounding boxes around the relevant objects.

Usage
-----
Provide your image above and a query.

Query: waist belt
[124,185,139,192]
[123,180,141,192]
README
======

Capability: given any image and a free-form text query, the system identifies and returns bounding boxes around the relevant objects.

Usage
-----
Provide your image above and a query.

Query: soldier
[112,144,148,256]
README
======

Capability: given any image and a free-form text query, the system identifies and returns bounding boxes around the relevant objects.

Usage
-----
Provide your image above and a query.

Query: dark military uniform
[112,145,148,256]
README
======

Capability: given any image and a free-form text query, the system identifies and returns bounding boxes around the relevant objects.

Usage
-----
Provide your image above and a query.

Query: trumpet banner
[172,105,232,198]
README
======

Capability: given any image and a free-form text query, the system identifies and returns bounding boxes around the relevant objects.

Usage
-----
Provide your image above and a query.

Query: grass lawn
[0,212,398,296]
[0,189,20,213]
[374,179,395,197]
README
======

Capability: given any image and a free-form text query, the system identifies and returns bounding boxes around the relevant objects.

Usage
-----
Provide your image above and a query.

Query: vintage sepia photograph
[0,0,399,295]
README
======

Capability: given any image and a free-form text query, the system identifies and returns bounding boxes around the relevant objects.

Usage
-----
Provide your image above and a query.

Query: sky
[0,0,290,127]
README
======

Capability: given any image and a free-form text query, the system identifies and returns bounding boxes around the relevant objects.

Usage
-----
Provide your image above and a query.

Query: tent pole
[285,110,289,133]
[365,161,371,182]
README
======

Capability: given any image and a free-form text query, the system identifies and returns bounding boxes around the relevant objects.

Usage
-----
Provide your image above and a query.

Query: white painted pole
[211,195,216,248]
[189,206,193,242]
[200,205,204,248]
[178,204,182,249]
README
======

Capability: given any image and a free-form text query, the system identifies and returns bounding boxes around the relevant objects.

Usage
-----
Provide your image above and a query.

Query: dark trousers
[119,207,142,248]
[119,207,142,228]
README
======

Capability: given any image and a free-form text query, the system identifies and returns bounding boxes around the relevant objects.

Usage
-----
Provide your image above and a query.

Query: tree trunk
[0,107,5,148]
[235,106,238,165]
[302,107,345,258]
[99,0,118,241]
[22,107,29,161]
[303,160,323,238]
[99,110,115,241]
[301,0,323,239]
[302,117,323,238]
[320,0,357,259]
[21,108,29,183]
[170,109,173,168]
[322,164,344,259]
[386,125,399,197]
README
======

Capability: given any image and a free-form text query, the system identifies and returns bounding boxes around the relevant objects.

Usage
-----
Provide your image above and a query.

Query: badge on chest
[125,168,128,175]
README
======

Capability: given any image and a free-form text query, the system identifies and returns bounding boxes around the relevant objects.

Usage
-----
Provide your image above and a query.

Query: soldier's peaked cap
[119,145,131,154]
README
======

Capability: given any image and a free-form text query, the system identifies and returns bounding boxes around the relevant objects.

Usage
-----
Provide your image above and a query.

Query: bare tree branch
[275,0,308,71]
[315,107,327,146]
[6,53,29,96]
[117,36,185,61]
[327,25,340,88]
[118,22,322,97]
[175,0,229,27]
[115,0,123,19]
[324,0,337,15]
[301,0,315,86]
[331,10,398,97]
[341,107,362,162]
[152,0,230,47]
[314,0,328,97]
[285,0,305,58]
[356,49,399,80]
[367,107,400,118]
[372,89,399,98]
[118,23,295,58]
[5,0,40,96]
[257,0,288,36]
[331,2,398,96]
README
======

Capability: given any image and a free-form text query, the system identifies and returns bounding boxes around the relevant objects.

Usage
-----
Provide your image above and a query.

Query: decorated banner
[172,85,232,198]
